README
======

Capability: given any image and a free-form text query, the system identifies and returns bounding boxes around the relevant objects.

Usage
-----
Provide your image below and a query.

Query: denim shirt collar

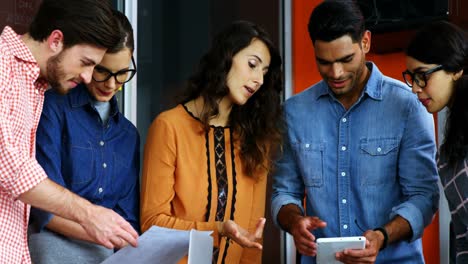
[69,84,120,121]
[315,62,384,102]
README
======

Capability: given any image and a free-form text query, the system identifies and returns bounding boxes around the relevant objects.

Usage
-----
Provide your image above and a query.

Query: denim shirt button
[343,224,348,229]
[98,187,103,193]
[342,118,347,123]
[99,141,105,146]
[341,146,347,151]
[377,147,382,152]
[305,143,310,148]
[342,199,347,204]
[341,172,346,177]
[102,163,107,168]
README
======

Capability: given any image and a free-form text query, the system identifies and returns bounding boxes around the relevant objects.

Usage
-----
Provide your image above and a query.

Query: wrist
[73,196,93,225]
[278,204,303,233]
[286,214,302,233]
[373,227,389,250]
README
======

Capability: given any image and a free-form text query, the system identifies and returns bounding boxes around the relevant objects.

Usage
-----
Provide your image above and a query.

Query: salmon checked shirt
[0,26,49,264]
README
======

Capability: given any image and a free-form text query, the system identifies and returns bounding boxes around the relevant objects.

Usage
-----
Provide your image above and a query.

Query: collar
[69,84,120,121]
[1,26,37,63]
[1,26,47,91]
[363,62,383,100]
[314,62,384,101]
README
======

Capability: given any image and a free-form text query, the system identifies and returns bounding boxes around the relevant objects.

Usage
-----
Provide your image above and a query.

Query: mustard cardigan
[141,104,267,264]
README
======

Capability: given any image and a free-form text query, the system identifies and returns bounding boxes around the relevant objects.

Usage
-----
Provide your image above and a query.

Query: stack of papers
[101,226,213,264]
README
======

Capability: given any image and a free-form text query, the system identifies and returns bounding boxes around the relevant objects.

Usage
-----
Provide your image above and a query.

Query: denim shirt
[30,84,140,232]
[271,63,439,263]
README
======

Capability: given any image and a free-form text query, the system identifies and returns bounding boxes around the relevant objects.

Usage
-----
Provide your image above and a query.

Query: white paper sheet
[188,227,214,264]
[101,226,213,264]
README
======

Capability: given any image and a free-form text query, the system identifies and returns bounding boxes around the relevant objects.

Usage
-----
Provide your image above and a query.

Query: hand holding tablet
[316,236,366,264]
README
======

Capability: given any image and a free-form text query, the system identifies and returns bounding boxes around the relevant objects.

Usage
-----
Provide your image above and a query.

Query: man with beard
[0,1,138,263]
[271,1,439,263]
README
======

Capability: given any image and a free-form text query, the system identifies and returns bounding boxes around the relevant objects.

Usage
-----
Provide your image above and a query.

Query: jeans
[28,229,113,264]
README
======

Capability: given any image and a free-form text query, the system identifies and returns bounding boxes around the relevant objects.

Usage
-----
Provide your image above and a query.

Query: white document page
[188,228,214,264]
[101,226,213,264]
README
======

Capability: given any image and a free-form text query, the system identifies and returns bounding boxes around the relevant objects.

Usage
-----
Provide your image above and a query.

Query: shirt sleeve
[140,115,222,245]
[30,94,65,230]
[390,97,439,241]
[114,130,140,233]
[0,60,47,199]
[270,108,306,229]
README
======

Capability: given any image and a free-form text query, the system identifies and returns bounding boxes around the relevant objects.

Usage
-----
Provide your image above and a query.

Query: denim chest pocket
[112,152,133,193]
[292,142,324,187]
[359,138,399,185]
[67,145,94,186]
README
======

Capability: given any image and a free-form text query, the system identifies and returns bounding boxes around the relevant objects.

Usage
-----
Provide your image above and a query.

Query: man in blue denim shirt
[271,1,439,263]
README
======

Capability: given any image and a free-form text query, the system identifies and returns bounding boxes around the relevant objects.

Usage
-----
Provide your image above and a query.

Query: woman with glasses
[28,10,139,264]
[404,21,468,263]
[140,21,283,263]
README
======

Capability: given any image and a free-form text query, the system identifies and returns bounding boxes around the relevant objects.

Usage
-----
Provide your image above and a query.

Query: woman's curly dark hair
[179,20,284,179]
[406,21,468,165]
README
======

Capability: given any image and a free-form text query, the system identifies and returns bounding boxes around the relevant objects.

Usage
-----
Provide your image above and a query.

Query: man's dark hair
[308,0,365,44]
[29,0,121,50]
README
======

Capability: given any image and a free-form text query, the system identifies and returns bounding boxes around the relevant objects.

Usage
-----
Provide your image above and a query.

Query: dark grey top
[438,151,468,263]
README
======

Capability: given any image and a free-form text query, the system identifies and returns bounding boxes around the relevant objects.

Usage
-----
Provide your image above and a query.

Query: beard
[46,51,68,95]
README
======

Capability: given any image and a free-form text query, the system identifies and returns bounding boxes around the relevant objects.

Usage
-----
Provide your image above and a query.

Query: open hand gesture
[219,218,266,249]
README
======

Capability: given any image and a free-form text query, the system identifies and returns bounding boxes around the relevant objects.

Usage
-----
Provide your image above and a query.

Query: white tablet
[316,236,366,264]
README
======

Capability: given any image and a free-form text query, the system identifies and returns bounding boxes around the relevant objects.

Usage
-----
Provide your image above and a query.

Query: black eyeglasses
[402,65,443,88]
[92,56,137,84]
